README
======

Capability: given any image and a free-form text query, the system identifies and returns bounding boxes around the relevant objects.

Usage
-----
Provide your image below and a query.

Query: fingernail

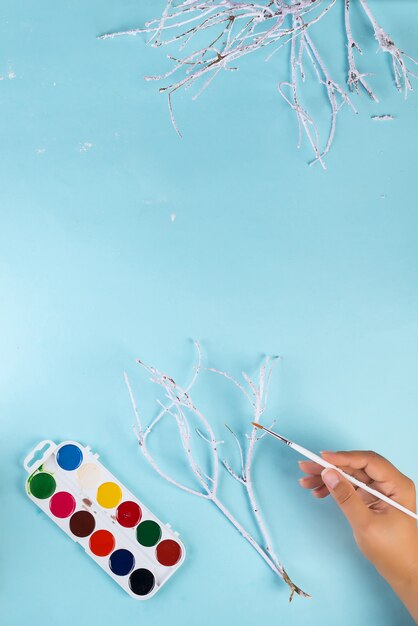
[298,477,307,484]
[298,461,304,466]
[322,469,340,489]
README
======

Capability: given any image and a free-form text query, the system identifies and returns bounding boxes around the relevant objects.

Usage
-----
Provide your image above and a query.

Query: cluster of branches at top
[100,1,418,167]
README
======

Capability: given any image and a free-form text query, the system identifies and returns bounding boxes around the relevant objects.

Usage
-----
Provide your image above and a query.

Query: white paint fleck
[36,147,46,154]
[170,213,176,222]
[0,71,16,81]
[79,142,93,153]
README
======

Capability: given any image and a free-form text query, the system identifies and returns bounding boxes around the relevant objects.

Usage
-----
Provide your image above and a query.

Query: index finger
[298,460,323,475]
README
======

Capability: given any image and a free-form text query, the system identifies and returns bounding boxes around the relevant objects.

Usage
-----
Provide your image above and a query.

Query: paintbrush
[252,422,418,521]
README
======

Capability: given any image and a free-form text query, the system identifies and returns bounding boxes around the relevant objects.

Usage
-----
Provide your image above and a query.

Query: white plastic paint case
[24,439,186,599]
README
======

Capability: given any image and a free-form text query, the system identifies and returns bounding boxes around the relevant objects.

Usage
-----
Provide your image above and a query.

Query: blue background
[1,1,417,625]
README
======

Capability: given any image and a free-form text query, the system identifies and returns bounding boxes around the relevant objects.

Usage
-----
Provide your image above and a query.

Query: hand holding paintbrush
[252,423,418,622]
[300,448,418,623]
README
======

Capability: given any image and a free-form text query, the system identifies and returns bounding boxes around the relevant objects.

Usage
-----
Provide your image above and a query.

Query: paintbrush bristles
[251,422,263,430]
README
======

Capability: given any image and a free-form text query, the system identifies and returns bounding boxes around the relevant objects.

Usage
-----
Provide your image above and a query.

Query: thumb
[321,468,370,530]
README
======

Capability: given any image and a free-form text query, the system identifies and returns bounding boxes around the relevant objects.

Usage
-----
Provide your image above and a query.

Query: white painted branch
[344,0,377,101]
[301,24,356,165]
[196,427,224,446]
[225,423,245,479]
[210,356,288,575]
[359,0,418,98]
[124,344,209,498]
[128,344,309,598]
[206,367,253,405]
[221,459,245,484]
[211,493,283,576]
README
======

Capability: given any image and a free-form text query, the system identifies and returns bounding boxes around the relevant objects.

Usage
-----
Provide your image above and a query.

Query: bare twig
[126,343,309,600]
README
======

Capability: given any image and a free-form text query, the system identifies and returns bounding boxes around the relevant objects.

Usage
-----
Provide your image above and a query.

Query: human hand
[299,451,418,622]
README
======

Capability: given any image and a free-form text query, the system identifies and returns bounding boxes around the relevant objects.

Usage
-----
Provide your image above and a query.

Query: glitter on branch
[99,0,417,167]
[124,341,310,601]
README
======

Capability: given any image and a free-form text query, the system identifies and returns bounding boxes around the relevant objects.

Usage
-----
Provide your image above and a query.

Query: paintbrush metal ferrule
[251,423,292,445]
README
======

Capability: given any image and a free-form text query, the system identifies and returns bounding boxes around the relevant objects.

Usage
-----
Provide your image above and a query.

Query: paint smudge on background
[0,70,16,81]
[79,142,93,152]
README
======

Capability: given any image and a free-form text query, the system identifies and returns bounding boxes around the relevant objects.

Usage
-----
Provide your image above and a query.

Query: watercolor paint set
[24,440,185,599]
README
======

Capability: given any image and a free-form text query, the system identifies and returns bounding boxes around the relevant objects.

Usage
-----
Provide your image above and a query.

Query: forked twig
[125,342,309,600]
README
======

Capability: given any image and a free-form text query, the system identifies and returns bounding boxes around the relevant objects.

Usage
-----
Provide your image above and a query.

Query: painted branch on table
[125,341,309,601]
[99,0,417,167]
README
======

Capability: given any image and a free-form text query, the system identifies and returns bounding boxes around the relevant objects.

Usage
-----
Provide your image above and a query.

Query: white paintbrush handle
[292,442,418,521]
